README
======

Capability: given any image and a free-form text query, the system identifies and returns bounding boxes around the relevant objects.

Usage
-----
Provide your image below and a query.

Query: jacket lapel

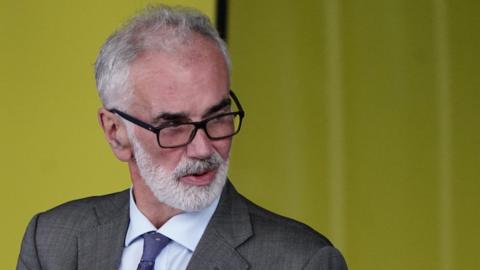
[187,181,252,270]
[77,190,130,270]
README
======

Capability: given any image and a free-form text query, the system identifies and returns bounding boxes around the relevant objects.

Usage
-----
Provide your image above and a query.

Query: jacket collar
[187,180,253,270]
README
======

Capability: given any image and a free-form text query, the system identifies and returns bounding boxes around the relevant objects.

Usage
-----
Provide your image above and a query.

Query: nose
[185,129,214,159]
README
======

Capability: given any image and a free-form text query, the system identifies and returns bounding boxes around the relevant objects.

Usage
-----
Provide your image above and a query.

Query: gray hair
[94,5,231,109]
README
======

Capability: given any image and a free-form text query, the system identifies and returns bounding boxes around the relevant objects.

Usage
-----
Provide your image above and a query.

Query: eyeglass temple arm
[108,109,158,132]
[229,90,245,115]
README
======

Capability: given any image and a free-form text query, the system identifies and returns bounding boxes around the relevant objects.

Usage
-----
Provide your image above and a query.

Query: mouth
[180,168,217,186]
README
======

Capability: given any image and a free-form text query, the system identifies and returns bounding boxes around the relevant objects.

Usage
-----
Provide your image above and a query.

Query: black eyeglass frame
[108,90,245,148]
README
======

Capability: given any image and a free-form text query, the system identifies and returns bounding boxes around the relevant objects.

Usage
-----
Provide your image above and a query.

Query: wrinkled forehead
[127,37,229,119]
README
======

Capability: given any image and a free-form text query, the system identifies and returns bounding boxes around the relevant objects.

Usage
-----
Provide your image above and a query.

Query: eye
[158,120,185,128]
[220,106,232,114]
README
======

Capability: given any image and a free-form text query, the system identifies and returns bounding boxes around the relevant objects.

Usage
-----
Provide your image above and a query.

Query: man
[17,5,347,270]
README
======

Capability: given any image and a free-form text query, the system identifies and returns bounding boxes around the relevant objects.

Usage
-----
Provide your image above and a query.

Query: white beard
[131,137,228,212]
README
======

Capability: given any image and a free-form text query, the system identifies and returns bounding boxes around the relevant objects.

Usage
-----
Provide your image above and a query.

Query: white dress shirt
[119,189,220,270]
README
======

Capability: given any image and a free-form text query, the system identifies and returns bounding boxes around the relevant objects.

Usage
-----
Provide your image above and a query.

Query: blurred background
[1,0,478,269]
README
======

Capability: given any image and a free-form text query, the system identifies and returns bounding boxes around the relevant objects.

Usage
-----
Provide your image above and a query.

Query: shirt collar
[125,188,220,252]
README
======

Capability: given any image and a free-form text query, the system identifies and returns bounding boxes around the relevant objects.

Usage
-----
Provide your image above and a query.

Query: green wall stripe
[434,0,453,269]
[325,0,346,249]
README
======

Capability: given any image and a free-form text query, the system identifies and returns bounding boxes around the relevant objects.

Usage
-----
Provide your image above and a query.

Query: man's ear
[98,108,133,161]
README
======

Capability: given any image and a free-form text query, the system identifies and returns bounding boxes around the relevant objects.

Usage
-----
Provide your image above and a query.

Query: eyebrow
[151,96,231,125]
[202,97,231,118]
[151,112,188,126]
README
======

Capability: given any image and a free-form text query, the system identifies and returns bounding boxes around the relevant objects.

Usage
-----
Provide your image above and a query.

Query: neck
[129,162,181,228]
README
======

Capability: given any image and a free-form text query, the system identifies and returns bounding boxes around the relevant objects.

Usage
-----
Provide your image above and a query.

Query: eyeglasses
[109,90,245,148]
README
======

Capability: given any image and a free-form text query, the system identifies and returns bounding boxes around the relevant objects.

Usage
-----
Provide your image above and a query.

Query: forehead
[128,36,229,118]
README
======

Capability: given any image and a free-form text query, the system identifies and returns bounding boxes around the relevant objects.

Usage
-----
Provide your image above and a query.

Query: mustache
[174,153,224,176]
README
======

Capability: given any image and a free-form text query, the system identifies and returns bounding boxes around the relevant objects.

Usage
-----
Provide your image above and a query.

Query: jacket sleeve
[303,246,348,270]
[17,214,43,270]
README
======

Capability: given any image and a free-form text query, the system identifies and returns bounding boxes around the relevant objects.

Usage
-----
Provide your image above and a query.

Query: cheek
[152,148,185,172]
[134,129,185,171]
[214,139,232,160]
[133,131,158,155]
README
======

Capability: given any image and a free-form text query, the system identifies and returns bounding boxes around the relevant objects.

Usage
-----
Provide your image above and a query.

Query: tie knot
[140,232,171,262]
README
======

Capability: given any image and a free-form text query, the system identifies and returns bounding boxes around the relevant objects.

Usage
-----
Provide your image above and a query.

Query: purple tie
[137,231,171,270]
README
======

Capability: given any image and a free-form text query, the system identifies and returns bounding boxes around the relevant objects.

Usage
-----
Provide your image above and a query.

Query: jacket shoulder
[243,195,332,247]
[17,190,130,270]
[235,193,347,269]
[37,189,129,231]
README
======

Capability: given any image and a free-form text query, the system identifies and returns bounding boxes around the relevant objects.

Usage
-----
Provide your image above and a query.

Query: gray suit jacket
[17,181,347,269]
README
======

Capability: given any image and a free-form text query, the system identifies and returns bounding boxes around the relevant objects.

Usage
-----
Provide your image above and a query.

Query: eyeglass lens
[158,113,241,147]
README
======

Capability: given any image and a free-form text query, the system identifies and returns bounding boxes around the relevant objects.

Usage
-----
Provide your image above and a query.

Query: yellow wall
[227,0,480,269]
[0,1,215,269]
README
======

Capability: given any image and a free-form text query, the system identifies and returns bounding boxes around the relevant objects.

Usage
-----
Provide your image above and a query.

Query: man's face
[125,36,231,210]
